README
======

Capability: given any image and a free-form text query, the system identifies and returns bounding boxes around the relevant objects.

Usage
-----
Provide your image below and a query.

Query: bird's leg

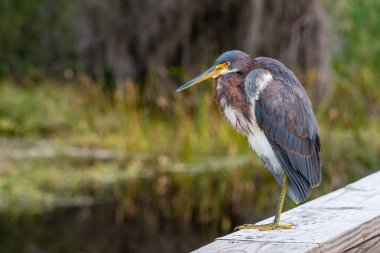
[234,174,293,231]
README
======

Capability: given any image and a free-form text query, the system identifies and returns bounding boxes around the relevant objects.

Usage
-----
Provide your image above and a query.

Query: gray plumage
[245,57,321,203]
[177,50,322,228]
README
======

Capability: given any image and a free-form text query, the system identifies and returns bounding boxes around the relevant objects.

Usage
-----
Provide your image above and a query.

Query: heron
[176,50,321,231]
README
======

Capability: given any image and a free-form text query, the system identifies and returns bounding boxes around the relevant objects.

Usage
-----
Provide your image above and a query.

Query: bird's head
[176,50,252,92]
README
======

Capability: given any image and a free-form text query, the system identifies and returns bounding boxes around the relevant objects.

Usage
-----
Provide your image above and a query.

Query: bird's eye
[224,62,230,67]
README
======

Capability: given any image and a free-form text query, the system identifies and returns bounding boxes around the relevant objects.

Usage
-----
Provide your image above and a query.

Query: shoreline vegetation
[0,82,378,217]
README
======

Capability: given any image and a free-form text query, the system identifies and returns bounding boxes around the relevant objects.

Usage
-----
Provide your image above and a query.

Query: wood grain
[192,171,380,253]
[344,235,380,253]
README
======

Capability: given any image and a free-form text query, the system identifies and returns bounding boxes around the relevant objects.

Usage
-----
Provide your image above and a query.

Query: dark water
[0,162,284,253]
[0,204,214,253]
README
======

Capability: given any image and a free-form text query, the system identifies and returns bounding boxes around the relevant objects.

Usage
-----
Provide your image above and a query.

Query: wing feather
[244,61,321,203]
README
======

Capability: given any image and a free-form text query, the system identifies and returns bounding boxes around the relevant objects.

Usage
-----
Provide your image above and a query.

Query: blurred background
[0,0,379,252]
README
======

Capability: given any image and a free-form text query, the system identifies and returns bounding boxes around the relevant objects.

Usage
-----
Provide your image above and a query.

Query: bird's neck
[213,73,253,134]
[214,73,246,108]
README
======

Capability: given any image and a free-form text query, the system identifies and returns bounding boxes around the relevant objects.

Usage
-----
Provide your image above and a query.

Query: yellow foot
[234,223,293,231]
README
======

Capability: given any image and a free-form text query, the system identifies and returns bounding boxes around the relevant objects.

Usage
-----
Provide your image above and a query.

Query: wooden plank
[192,171,380,253]
[192,240,319,253]
[344,235,380,253]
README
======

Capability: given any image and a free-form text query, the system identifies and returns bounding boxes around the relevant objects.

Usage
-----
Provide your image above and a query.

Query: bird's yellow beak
[175,63,227,92]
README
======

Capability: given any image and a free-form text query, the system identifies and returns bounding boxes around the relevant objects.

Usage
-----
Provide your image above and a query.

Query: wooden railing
[192,171,380,253]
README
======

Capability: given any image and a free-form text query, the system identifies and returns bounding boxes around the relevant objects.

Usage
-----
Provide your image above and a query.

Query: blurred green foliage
[0,80,379,218]
[322,0,380,128]
[0,0,78,79]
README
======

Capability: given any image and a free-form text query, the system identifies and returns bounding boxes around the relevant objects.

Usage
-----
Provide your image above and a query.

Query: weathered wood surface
[192,171,380,253]
[344,235,380,253]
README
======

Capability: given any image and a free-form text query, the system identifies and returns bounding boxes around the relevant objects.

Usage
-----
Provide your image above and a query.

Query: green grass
[0,80,379,225]
[0,81,255,222]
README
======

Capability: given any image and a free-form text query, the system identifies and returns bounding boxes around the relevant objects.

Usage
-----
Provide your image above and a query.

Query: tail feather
[286,173,311,204]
